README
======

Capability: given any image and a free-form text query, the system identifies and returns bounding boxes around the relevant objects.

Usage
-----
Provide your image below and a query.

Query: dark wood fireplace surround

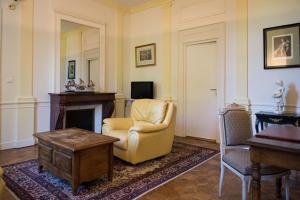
[49,92,115,131]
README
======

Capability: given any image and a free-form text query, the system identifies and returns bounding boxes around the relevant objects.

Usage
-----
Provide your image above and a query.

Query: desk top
[247,126,300,154]
[256,125,300,143]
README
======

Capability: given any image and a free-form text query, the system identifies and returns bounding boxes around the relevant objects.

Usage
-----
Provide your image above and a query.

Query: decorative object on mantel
[263,23,300,69]
[272,80,285,114]
[87,80,95,91]
[65,80,76,92]
[64,78,95,92]
[8,0,22,10]
[75,78,86,91]
[135,43,156,67]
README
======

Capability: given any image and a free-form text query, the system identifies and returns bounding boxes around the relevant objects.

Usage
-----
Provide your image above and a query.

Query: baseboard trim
[0,138,35,150]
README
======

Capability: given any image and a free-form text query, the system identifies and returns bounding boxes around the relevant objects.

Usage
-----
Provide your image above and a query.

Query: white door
[89,59,100,91]
[185,41,218,141]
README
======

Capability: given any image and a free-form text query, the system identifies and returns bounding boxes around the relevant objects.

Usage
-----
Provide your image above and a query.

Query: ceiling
[113,0,152,7]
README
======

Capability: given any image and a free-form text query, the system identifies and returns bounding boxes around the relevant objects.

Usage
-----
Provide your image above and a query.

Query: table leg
[251,162,261,200]
[255,119,259,133]
[108,144,113,181]
[38,164,43,173]
[72,181,79,195]
[276,177,282,199]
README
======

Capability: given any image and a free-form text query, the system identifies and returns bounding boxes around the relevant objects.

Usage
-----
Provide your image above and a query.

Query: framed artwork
[264,23,300,69]
[68,60,76,79]
[135,43,156,67]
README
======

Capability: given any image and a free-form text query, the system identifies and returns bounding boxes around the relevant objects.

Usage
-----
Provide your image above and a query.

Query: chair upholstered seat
[222,149,288,176]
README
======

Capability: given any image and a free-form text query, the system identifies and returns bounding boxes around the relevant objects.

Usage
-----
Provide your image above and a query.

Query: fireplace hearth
[65,109,95,131]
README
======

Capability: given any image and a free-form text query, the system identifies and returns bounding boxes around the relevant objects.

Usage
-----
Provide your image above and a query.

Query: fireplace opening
[65,109,95,131]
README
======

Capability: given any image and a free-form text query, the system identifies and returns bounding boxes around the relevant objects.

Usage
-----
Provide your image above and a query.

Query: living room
[0,0,300,199]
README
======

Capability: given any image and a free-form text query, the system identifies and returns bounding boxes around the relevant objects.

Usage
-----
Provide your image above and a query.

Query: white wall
[123,0,240,136]
[33,0,121,134]
[123,7,164,99]
[0,0,123,149]
[123,0,300,137]
[1,0,300,148]
[248,0,300,114]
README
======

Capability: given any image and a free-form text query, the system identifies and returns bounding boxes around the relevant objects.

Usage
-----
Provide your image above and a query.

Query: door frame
[177,23,225,141]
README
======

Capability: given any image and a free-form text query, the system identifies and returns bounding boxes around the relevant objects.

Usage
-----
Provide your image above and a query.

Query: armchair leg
[219,163,225,197]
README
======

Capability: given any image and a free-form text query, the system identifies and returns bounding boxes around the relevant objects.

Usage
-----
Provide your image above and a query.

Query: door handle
[209,89,217,91]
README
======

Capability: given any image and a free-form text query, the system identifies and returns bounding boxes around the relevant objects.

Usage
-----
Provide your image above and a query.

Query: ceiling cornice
[129,0,173,14]
[96,0,173,14]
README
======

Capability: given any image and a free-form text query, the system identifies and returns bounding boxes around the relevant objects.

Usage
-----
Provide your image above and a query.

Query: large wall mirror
[56,15,106,92]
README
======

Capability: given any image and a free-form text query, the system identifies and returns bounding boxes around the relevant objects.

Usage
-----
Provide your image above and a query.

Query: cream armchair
[102,99,176,164]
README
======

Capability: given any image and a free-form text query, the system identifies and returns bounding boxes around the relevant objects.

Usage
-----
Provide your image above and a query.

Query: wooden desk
[247,126,300,200]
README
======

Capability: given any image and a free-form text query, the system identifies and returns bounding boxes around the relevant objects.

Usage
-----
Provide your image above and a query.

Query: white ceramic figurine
[272,80,285,114]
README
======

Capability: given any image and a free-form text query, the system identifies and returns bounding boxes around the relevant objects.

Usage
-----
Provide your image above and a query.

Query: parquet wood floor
[0,137,299,200]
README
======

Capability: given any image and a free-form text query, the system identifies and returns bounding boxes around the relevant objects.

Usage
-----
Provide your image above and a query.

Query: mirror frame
[55,14,106,92]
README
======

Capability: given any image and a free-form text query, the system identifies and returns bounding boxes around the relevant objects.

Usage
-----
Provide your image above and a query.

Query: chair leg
[285,175,290,200]
[247,177,251,193]
[242,177,247,200]
[219,163,225,197]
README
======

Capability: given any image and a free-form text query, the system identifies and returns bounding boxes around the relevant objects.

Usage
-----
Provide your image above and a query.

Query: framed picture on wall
[68,60,76,79]
[135,43,156,67]
[264,23,300,69]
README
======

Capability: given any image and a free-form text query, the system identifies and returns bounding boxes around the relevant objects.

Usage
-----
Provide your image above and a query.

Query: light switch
[6,77,14,84]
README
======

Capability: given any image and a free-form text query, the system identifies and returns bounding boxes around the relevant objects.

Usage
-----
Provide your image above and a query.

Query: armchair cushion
[103,130,128,150]
[130,123,168,133]
[102,118,133,131]
[131,99,168,124]
[222,149,288,175]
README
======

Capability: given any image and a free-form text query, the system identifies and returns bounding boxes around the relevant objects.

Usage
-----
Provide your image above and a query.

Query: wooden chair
[218,104,290,200]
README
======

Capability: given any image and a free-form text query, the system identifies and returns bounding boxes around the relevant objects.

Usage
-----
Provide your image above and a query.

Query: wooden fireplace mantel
[49,92,115,131]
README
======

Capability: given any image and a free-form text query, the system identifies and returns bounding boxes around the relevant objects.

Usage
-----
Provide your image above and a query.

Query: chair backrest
[219,104,253,146]
[131,99,168,124]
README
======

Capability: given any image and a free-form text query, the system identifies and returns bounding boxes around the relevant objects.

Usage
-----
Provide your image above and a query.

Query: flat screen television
[131,81,154,99]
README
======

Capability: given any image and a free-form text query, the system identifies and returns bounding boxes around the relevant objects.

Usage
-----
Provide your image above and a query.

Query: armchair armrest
[103,118,133,130]
[129,123,168,133]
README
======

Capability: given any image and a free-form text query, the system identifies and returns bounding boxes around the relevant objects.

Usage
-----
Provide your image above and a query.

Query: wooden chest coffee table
[34,128,119,194]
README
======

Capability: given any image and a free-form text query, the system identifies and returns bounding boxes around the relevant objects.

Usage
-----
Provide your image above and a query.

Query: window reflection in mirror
[60,20,100,92]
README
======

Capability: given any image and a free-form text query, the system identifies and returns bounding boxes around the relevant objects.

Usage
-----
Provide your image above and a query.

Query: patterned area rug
[2,142,218,200]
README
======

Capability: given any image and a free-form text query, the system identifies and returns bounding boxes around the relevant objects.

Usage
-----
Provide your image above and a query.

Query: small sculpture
[75,78,86,91]
[87,80,95,91]
[272,80,285,114]
[64,78,96,92]
[65,80,75,91]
